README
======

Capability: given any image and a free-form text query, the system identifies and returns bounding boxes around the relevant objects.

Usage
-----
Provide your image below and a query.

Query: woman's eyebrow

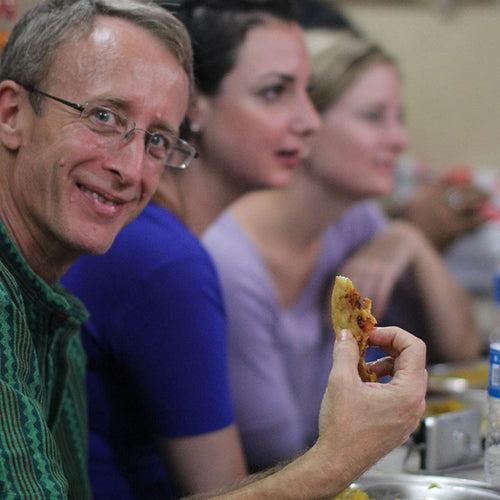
[259,72,295,83]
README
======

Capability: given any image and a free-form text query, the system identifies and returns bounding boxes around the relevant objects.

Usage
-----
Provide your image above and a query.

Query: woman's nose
[389,120,409,152]
[292,92,321,137]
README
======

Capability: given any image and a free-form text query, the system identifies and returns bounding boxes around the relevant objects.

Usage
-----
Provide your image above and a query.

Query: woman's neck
[233,167,353,251]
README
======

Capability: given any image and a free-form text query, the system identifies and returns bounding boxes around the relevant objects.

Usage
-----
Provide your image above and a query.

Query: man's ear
[0,81,25,151]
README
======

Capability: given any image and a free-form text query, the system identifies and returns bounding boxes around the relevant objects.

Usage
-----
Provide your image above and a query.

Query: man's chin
[68,234,117,257]
[87,237,117,256]
[66,215,139,257]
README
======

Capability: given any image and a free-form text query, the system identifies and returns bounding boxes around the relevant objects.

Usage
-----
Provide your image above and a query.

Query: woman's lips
[275,149,302,168]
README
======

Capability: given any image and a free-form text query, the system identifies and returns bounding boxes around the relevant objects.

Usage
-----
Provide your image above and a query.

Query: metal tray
[348,473,500,499]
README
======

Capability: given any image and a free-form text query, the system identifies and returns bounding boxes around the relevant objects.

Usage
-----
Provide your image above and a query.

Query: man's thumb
[333,329,360,375]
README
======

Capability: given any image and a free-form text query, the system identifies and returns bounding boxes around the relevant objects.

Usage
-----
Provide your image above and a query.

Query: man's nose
[104,131,147,184]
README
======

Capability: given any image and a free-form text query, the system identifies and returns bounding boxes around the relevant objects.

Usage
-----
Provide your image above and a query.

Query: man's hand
[314,326,427,489]
[199,327,426,499]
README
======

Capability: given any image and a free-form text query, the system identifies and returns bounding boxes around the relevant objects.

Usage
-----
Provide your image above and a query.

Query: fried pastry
[331,275,377,382]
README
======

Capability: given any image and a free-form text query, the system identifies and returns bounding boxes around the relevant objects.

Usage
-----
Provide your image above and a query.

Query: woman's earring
[189,122,201,134]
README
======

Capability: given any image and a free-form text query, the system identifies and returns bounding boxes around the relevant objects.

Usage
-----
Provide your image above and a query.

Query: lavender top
[203,201,387,470]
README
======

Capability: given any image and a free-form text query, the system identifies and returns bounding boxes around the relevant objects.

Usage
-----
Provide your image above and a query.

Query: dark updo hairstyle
[176,0,298,96]
[296,0,362,36]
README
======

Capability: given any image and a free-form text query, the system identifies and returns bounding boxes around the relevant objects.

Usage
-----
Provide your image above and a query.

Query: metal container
[348,473,500,499]
[420,409,482,471]
[427,359,489,436]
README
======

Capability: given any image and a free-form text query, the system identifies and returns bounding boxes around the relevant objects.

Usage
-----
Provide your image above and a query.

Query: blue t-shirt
[62,203,234,499]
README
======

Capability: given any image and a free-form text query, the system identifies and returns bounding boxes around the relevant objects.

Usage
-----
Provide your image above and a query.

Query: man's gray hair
[0,0,193,111]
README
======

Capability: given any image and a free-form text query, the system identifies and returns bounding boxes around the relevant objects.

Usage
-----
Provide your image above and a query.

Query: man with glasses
[0,0,193,496]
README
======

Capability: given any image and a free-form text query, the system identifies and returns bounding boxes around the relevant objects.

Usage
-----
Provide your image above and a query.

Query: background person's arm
[157,425,246,495]
[387,180,488,251]
[340,221,481,361]
[402,222,482,361]
[120,252,248,495]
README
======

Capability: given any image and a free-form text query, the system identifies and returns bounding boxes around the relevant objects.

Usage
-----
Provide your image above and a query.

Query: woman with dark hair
[164,0,317,233]
[63,2,427,498]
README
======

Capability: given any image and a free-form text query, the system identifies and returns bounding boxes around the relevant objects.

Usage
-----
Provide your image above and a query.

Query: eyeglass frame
[19,82,198,170]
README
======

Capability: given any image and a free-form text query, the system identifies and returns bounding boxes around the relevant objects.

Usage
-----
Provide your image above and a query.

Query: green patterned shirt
[0,221,90,499]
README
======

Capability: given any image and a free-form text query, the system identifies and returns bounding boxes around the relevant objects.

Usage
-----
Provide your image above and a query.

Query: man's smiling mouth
[77,184,124,207]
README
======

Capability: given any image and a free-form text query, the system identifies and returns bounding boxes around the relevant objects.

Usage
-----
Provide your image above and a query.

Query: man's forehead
[47,15,188,108]
[39,16,189,132]
[49,16,179,86]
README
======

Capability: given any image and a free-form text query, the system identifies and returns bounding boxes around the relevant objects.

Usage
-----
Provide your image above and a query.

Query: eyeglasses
[22,84,197,170]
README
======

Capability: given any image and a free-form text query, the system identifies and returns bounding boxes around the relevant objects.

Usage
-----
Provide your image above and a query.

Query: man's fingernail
[340,329,351,341]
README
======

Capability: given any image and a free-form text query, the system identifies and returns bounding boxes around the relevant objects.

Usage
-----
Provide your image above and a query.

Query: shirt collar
[0,219,88,322]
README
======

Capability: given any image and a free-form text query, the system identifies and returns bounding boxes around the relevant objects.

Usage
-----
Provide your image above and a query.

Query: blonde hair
[306,29,396,113]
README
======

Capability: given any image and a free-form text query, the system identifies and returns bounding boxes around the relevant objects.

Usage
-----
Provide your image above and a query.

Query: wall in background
[335,0,500,171]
